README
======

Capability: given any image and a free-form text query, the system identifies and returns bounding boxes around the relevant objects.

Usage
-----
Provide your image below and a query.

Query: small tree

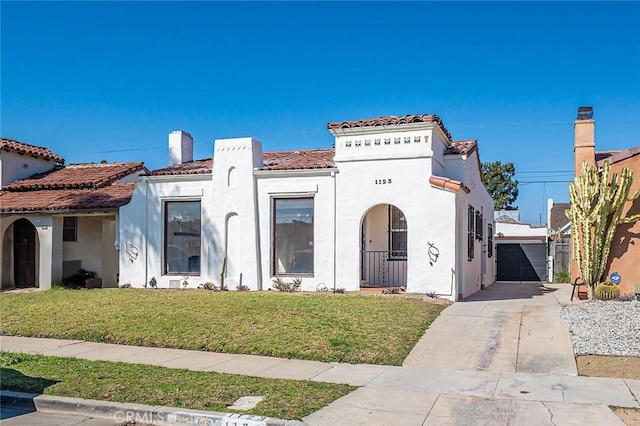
[567,161,640,299]
[481,161,519,210]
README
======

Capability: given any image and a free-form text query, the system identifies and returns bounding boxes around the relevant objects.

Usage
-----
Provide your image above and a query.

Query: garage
[496,243,548,281]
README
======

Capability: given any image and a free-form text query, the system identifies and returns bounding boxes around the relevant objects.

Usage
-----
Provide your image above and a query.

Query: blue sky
[2,1,639,225]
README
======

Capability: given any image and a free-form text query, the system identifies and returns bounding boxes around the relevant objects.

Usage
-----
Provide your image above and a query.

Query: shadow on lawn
[1,367,59,394]
[0,368,59,420]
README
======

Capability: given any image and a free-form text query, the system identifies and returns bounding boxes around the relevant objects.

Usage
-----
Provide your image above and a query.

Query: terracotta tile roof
[0,183,137,213]
[445,139,478,156]
[327,114,452,140]
[549,203,571,230]
[261,149,335,171]
[596,146,640,167]
[146,158,213,176]
[1,137,65,164]
[5,162,145,191]
[146,149,336,176]
[429,175,470,194]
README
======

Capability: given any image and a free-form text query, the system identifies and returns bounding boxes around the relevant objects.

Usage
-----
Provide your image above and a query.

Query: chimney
[169,130,193,165]
[574,106,595,176]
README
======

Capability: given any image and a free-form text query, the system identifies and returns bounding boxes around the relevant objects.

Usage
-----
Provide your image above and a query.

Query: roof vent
[577,106,593,120]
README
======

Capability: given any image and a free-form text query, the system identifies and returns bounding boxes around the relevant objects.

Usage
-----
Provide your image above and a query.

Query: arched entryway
[360,204,407,288]
[11,219,38,288]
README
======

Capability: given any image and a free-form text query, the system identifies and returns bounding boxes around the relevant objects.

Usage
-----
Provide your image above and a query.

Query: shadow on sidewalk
[460,282,558,302]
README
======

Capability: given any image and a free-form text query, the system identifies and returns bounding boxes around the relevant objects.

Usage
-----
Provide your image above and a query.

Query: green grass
[0,289,445,365]
[0,352,355,420]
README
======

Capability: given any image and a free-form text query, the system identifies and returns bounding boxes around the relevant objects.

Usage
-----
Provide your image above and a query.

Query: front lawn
[0,289,445,365]
[0,352,355,420]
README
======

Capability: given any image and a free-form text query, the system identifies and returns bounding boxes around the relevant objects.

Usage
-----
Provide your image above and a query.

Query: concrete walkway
[1,283,638,425]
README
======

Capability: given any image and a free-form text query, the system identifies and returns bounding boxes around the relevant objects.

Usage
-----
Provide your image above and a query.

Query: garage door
[496,243,547,281]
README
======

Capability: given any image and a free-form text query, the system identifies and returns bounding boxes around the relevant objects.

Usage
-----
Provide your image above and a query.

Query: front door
[14,219,36,287]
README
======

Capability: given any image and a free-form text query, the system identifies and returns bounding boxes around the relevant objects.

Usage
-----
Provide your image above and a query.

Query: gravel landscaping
[560,300,640,357]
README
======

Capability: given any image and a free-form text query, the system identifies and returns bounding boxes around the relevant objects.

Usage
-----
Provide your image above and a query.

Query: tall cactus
[566,160,640,299]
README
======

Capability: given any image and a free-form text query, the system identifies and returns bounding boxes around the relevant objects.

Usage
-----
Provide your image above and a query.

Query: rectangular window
[487,223,494,258]
[63,217,77,242]
[389,205,407,260]
[468,206,475,260]
[475,211,483,241]
[273,198,314,275]
[165,201,201,274]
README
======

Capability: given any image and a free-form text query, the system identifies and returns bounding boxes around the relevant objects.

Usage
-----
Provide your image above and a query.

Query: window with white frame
[273,198,314,275]
[389,205,407,260]
[164,201,201,274]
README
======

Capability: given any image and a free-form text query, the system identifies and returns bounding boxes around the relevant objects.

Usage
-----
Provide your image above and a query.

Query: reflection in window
[165,201,201,274]
[273,198,314,275]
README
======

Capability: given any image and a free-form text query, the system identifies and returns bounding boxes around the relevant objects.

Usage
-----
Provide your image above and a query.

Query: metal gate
[496,243,547,281]
[360,251,407,287]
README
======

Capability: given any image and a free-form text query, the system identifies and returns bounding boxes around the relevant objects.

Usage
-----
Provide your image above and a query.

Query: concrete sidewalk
[1,283,638,425]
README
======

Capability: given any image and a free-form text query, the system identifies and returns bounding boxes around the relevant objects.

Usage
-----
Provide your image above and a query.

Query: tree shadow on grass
[0,368,59,420]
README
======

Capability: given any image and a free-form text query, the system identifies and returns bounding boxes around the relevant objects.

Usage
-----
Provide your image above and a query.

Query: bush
[61,269,96,289]
[272,277,302,292]
[555,270,571,283]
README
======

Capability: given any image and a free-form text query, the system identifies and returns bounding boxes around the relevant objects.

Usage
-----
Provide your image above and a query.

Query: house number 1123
[374,178,392,185]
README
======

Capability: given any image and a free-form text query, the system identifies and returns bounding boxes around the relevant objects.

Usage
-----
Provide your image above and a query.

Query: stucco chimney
[169,130,193,165]
[574,106,595,175]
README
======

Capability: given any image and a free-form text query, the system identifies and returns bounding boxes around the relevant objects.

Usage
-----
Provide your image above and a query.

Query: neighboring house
[546,199,571,280]
[0,138,147,289]
[573,107,640,294]
[493,209,549,282]
[119,114,496,300]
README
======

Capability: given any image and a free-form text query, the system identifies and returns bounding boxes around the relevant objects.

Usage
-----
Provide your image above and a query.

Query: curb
[1,390,305,426]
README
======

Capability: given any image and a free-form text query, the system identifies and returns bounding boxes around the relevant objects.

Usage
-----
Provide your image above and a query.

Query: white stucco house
[119,114,495,300]
[0,138,147,289]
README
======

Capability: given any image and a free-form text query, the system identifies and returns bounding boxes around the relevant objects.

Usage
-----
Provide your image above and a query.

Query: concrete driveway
[403,282,577,375]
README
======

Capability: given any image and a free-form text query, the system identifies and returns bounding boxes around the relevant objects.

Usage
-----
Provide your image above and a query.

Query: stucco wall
[455,151,496,299]
[255,171,335,291]
[1,151,57,188]
[63,216,103,277]
[607,155,640,294]
[119,175,213,288]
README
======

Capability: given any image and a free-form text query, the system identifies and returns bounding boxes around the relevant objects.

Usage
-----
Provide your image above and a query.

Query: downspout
[144,177,149,288]
[332,169,337,292]
[253,170,263,291]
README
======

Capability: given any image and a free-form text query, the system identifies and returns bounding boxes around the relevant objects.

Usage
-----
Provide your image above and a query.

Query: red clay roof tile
[146,149,336,176]
[326,114,452,140]
[429,175,470,193]
[0,183,138,213]
[446,139,478,156]
[5,162,145,191]
[262,149,335,171]
[1,138,65,164]
[145,158,213,176]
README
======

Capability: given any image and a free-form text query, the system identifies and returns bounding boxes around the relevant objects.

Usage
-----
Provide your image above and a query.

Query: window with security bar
[388,205,407,260]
